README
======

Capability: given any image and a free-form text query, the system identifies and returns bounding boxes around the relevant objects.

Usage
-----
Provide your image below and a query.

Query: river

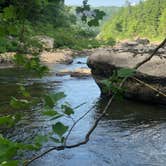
[0,57,166,166]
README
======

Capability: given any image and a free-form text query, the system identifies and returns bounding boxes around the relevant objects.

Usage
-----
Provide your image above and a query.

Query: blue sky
[65,0,141,7]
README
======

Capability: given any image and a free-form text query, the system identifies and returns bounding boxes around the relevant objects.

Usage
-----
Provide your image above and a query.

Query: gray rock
[88,44,166,104]
[135,38,150,45]
[56,68,91,78]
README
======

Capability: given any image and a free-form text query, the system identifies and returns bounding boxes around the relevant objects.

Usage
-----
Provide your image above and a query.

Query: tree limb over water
[25,37,166,166]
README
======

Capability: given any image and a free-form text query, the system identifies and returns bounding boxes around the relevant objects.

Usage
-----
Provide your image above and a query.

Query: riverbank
[0,48,99,68]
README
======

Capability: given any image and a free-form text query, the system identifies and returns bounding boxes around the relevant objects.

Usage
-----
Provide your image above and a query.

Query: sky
[65,0,141,7]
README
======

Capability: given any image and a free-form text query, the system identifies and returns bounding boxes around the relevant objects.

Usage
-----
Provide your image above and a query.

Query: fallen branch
[132,77,166,97]
[25,37,166,166]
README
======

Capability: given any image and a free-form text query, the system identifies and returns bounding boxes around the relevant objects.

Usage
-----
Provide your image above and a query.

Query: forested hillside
[99,0,166,41]
[0,0,107,53]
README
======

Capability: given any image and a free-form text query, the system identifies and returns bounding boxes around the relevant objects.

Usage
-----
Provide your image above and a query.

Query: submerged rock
[56,69,71,76]
[70,68,91,77]
[56,68,91,78]
[88,40,166,104]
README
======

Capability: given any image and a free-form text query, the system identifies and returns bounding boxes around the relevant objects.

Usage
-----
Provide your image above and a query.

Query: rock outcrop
[88,39,166,104]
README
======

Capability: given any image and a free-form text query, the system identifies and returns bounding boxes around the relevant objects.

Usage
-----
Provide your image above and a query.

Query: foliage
[0,84,78,164]
[52,28,102,50]
[13,54,48,77]
[101,68,135,98]
[0,38,18,53]
[76,0,105,27]
[34,25,102,50]
[99,0,166,41]
[0,0,110,53]
[70,6,120,36]
[40,0,76,27]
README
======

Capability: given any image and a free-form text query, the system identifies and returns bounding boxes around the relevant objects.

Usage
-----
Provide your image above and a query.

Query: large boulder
[88,42,166,104]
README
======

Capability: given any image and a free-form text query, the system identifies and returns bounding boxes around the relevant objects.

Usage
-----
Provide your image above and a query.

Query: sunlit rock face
[87,40,166,104]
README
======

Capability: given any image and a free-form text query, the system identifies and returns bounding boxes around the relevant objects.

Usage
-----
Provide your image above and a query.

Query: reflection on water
[0,57,166,166]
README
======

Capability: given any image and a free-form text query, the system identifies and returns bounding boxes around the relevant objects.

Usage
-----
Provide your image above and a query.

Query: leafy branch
[76,0,105,26]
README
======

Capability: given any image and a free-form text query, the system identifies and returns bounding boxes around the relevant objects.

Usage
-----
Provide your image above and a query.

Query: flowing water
[0,57,166,166]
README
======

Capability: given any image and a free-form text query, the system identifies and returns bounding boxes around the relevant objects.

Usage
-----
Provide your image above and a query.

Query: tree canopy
[99,0,166,41]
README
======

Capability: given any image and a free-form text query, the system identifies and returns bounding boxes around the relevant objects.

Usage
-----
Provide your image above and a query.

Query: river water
[0,57,166,166]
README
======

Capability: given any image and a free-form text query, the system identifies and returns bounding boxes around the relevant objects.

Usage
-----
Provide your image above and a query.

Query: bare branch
[132,77,166,97]
[64,105,96,146]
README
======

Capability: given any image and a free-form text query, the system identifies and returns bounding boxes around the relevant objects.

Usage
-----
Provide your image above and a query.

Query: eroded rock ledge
[88,39,166,104]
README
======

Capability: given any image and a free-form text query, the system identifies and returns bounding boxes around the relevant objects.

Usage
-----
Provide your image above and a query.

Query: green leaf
[49,137,60,143]
[0,116,16,127]
[61,104,74,116]
[50,92,66,103]
[7,25,18,35]
[0,27,6,37]
[44,92,66,108]
[19,85,30,98]
[52,122,68,138]
[0,160,19,166]
[44,95,55,108]
[10,97,30,110]
[13,54,27,66]
[101,79,111,92]
[88,19,99,27]
[43,109,59,116]
[20,144,38,151]
[34,135,48,148]
[43,109,63,120]
[0,136,19,162]
[3,6,16,20]
[117,68,135,78]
